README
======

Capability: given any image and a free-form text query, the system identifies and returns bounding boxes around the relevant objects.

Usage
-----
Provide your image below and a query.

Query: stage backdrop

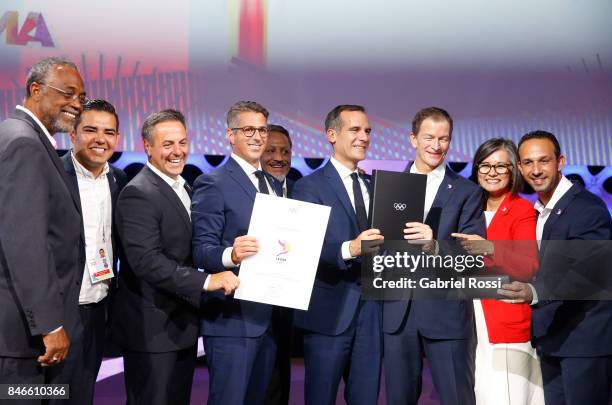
[1,0,610,165]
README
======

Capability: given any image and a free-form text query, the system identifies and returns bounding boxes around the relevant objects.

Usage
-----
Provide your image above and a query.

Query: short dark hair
[267,124,292,148]
[226,101,269,128]
[411,107,453,137]
[518,130,561,159]
[141,109,186,144]
[325,105,366,132]
[26,57,78,97]
[471,138,523,196]
[74,99,119,131]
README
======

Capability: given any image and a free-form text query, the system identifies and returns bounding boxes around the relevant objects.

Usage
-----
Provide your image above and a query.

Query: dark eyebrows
[81,125,117,133]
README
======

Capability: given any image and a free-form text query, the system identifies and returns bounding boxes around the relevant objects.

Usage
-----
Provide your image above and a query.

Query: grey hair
[26,57,78,97]
[226,101,269,128]
[141,109,186,144]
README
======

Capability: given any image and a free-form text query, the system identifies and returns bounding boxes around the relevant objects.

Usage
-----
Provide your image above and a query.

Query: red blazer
[480,193,538,343]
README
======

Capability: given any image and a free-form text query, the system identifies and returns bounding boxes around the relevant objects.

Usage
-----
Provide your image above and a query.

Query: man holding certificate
[292,105,385,405]
[191,101,282,405]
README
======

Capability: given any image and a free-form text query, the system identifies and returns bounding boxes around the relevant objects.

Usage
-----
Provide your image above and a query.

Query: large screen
[0,0,610,165]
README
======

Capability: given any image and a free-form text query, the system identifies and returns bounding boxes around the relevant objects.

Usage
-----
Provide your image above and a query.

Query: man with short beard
[261,124,293,405]
[261,124,294,197]
[0,57,86,394]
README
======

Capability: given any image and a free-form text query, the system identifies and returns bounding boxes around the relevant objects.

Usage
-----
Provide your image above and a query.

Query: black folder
[369,170,427,241]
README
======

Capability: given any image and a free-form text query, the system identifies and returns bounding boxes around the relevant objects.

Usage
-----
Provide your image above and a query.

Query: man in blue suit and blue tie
[383,107,485,405]
[191,101,282,405]
[292,105,385,405]
[499,131,612,405]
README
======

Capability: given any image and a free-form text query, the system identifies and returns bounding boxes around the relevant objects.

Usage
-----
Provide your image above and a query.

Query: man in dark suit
[114,109,239,405]
[292,105,385,405]
[383,107,485,405]
[262,124,294,197]
[261,124,294,405]
[0,58,85,394]
[192,101,283,405]
[53,99,127,405]
[499,130,612,405]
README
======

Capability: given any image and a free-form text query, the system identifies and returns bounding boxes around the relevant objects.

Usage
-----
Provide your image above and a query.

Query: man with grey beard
[261,124,294,198]
[261,124,293,405]
[0,57,86,399]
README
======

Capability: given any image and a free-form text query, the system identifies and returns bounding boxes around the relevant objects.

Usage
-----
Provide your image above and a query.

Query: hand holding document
[234,193,331,310]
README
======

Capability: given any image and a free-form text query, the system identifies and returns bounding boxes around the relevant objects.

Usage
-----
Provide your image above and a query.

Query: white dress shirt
[16,105,57,149]
[529,175,574,304]
[72,152,113,305]
[328,157,370,261]
[146,162,191,217]
[222,154,277,268]
[409,162,446,222]
[534,176,573,248]
[146,162,213,290]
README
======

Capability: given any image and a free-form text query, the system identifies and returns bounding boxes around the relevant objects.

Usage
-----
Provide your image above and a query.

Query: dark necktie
[350,173,368,232]
[254,170,270,194]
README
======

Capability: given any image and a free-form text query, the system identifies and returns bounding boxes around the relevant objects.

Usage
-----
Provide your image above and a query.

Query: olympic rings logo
[393,203,406,211]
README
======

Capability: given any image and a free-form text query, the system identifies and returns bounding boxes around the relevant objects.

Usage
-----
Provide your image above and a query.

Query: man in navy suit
[292,105,385,405]
[192,101,283,405]
[383,107,485,405]
[499,131,612,405]
[56,99,127,405]
[261,124,294,405]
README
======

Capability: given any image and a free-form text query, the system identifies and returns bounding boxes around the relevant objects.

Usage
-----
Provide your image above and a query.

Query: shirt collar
[146,161,186,189]
[16,105,57,149]
[71,150,109,180]
[410,162,446,179]
[534,175,573,213]
[231,153,262,176]
[330,156,359,179]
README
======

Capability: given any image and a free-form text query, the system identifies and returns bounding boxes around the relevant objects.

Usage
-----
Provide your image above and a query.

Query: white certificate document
[234,193,331,310]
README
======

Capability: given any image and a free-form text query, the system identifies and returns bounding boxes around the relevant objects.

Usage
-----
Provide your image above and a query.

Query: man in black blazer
[54,99,127,405]
[0,57,86,391]
[500,130,612,404]
[261,124,294,405]
[113,109,239,405]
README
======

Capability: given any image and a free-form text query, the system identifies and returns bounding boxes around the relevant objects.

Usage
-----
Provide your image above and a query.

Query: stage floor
[94,357,440,405]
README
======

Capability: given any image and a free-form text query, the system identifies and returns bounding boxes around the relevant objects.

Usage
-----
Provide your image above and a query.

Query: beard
[272,173,287,182]
[49,114,74,134]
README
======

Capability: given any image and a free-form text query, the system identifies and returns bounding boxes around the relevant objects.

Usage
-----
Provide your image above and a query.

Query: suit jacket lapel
[16,110,83,215]
[226,157,258,201]
[542,183,579,242]
[426,167,456,224]
[143,166,191,231]
[107,168,119,205]
[60,152,82,208]
[323,161,359,231]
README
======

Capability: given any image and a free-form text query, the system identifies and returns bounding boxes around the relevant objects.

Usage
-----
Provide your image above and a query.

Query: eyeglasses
[40,83,87,105]
[231,126,268,137]
[477,163,511,175]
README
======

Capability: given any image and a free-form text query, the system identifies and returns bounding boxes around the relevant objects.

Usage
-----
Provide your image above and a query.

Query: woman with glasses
[452,138,544,405]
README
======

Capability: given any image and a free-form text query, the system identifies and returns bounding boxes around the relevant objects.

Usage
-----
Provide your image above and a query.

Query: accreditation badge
[87,247,114,283]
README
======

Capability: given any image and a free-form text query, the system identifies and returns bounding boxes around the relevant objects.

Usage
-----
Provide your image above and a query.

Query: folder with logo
[369,170,427,241]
